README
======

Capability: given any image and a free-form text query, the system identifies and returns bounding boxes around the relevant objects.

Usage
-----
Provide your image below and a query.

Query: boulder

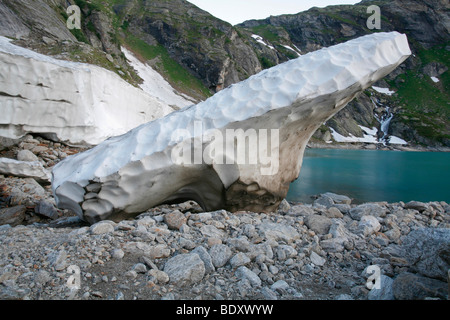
[51,32,411,224]
[0,158,51,184]
[349,203,387,220]
[0,205,26,226]
[401,228,450,281]
[304,214,332,235]
[393,272,448,300]
[163,253,206,286]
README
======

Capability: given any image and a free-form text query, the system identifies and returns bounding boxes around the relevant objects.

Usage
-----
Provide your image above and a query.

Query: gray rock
[358,215,381,236]
[275,245,297,261]
[320,237,346,253]
[271,280,290,292]
[111,248,124,259]
[322,192,352,205]
[332,204,351,214]
[393,272,448,300]
[235,266,261,287]
[209,244,232,268]
[200,225,226,239]
[325,207,344,219]
[89,221,115,235]
[368,275,395,300]
[304,214,332,235]
[258,222,300,243]
[0,205,26,226]
[404,201,428,212]
[132,263,147,273]
[34,200,59,220]
[401,228,450,281]
[48,249,67,271]
[288,205,315,216]
[229,252,251,268]
[164,210,187,230]
[313,195,334,208]
[17,149,39,162]
[192,246,215,273]
[164,253,205,286]
[260,286,278,300]
[148,269,170,284]
[278,199,291,212]
[310,251,326,266]
[349,203,387,220]
[0,158,51,183]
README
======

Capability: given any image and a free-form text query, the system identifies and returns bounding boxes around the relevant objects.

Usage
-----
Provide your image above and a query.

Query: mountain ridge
[0,0,448,148]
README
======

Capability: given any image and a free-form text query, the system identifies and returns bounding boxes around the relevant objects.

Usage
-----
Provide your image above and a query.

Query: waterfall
[379,107,394,140]
[371,97,394,145]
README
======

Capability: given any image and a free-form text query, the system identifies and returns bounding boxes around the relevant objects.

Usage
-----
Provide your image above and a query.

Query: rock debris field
[0,135,449,300]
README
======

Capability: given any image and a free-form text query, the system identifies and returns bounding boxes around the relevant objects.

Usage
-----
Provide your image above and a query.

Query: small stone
[235,266,261,287]
[209,244,232,268]
[17,149,39,162]
[404,201,428,212]
[148,269,169,284]
[368,275,394,300]
[325,207,344,219]
[271,280,290,293]
[192,246,215,273]
[125,270,137,279]
[358,215,381,236]
[164,253,205,286]
[229,252,251,268]
[310,251,326,267]
[90,221,115,235]
[111,248,124,259]
[304,214,332,235]
[164,210,187,230]
[34,200,59,220]
[349,203,387,220]
[278,199,291,212]
[133,263,147,273]
[0,205,26,227]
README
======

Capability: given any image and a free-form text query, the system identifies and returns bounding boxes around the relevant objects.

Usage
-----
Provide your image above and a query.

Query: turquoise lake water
[286,149,450,204]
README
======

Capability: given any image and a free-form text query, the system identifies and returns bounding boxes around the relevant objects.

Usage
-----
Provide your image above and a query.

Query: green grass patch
[123,33,211,100]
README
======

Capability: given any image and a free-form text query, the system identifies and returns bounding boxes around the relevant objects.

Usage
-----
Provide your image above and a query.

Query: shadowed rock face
[52,32,411,224]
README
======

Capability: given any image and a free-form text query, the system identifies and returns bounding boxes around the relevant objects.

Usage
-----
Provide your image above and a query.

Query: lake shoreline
[0,194,448,301]
[307,141,450,153]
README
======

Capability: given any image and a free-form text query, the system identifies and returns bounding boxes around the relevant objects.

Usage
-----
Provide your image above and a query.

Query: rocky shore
[0,134,449,300]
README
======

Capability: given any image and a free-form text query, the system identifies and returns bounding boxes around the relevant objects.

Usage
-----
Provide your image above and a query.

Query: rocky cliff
[238,0,450,148]
[0,0,448,148]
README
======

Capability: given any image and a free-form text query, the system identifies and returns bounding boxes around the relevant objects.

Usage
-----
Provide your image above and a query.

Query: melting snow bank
[0,36,175,145]
[52,32,411,223]
[372,86,396,95]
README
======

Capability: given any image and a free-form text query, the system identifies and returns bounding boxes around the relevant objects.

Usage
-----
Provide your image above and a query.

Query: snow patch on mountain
[121,47,195,109]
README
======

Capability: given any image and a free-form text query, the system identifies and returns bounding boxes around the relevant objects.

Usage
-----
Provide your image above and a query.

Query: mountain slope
[238,0,450,148]
[0,0,448,148]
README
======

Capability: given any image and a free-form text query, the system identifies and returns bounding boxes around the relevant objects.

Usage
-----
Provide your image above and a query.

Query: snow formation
[52,32,411,224]
[0,36,175,145]
[121,47,195,109]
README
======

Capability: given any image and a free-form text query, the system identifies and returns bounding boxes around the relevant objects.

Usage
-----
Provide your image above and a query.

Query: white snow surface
[53,32,411,191]
[387,136,408,145]
[330,128,379,144]
[251,34,276,50]
[0,36,176,145]
[121,47,195,109]
[282,45,300,56]
[431,76,440,83]
[372,86,395,95]
[330,124,407,145]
